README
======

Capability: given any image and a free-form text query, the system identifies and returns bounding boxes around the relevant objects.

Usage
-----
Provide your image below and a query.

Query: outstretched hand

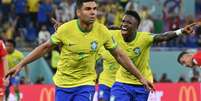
[4,66,22,80]
[182,23,196,34]
[182,19,201,35]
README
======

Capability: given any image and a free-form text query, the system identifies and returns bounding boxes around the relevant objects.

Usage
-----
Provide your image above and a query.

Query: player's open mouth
[121,26,128,31]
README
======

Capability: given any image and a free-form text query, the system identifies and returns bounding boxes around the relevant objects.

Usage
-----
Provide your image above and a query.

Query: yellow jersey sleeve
[102,26,118,51]
[50,23,67,45]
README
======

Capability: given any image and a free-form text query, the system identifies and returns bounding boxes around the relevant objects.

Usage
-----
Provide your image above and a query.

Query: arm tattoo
[153,31,178,43]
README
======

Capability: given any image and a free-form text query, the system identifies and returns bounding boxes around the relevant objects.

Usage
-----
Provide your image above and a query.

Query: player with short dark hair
[108,10,195,101]
[177,51,201,68]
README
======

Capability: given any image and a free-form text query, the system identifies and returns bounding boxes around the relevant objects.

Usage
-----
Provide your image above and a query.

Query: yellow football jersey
[7,50,24,69]
[99,30,120,87]
[51,19,117,88]
[115,31,154,85]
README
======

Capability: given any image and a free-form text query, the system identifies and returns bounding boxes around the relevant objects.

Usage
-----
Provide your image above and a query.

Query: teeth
[122,27,127,31]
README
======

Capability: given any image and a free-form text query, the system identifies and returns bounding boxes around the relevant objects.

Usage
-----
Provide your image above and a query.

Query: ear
[76,9,80,17]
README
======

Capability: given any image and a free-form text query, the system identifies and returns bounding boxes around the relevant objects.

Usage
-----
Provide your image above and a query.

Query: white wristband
[175,28,183,36]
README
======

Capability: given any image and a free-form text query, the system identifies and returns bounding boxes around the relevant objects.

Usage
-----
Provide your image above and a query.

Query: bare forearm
[19,41,52,68]
[153,31,178,43]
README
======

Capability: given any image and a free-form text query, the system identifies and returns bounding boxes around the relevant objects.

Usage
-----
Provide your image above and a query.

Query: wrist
[139,77,146,83]
[17,63,24,69]
[175,28,184,36]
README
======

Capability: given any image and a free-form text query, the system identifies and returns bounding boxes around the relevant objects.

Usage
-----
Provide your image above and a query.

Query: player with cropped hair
[177,51,201,68]
[108,10,195,101]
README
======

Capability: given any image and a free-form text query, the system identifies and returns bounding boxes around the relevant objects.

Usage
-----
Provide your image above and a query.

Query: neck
[123,32,137,42]
[78,19,93,32]
[8,49,14,54]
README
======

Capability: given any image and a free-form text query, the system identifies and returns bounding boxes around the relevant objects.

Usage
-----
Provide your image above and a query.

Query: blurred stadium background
[1,0,201,101]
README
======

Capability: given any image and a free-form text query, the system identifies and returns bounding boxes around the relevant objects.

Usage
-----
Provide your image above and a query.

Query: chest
[118,37,150,58]
[62,32,103,53]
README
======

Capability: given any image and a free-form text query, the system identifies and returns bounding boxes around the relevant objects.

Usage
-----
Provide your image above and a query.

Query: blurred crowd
[0,0,201,84]
[0,0,201,48]
[154,67,200,83]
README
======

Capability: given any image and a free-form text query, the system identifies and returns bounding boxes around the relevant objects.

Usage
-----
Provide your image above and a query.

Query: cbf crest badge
[133,47,141,56]
[91,41,98,52]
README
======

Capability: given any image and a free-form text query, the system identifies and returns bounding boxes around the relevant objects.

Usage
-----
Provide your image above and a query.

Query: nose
[90,9,96,16]
[121,22,127,27]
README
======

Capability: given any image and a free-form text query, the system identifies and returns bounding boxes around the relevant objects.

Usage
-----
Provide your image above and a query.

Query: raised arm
[153,31,178,43]
[110,46,154,91]
[153,23,195,43]
[5,40,54,78]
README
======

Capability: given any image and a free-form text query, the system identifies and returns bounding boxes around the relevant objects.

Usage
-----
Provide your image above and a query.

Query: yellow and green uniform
[6,50,24,69]
[114,30,154,85]
[51,19,117,88]
[51,50,60,69]
[99,30,120,87]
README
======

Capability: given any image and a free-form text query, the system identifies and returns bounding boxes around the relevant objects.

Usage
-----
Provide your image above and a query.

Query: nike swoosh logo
[68,43,76,46]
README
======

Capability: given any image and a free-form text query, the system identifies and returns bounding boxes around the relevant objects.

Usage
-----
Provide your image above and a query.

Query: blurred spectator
[159,73,172,82]
[51,47,60,74]
[153,73,158,83]
[13,0,28,28]
[38,25,51,62]
[35,75,44,84]
[138,6,154,32]
[58,0,76,22]
[2,19,17,40]
[196,26,201,46]
[104,2,116,26]
[37,0,53,29]
[54,4,63,23]
[177,74,187,82]
[125,0,139,12]
[113,6,124,26]
[119,0,128,9]
[1,0,12,23]
[96,4,106,24]
[183,34,199,48]
[195,0,201,19]
[27,0,40,27]
[24,21,37,43]
[38,25,50,44]
[190,76,199,82]
[5,39,29,101]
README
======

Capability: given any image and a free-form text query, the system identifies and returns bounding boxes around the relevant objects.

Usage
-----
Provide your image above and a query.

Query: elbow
[39,43,52,53]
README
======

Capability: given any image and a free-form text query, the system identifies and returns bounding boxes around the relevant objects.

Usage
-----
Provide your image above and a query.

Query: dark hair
[177,51,189,64]
[125,10,141,26]
[76,0,96,9]
[6,39,16,48]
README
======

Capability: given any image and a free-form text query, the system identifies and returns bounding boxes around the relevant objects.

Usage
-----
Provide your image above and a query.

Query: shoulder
[137,31,153,38]
[137,31,154,42]
[58,20,77,31]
